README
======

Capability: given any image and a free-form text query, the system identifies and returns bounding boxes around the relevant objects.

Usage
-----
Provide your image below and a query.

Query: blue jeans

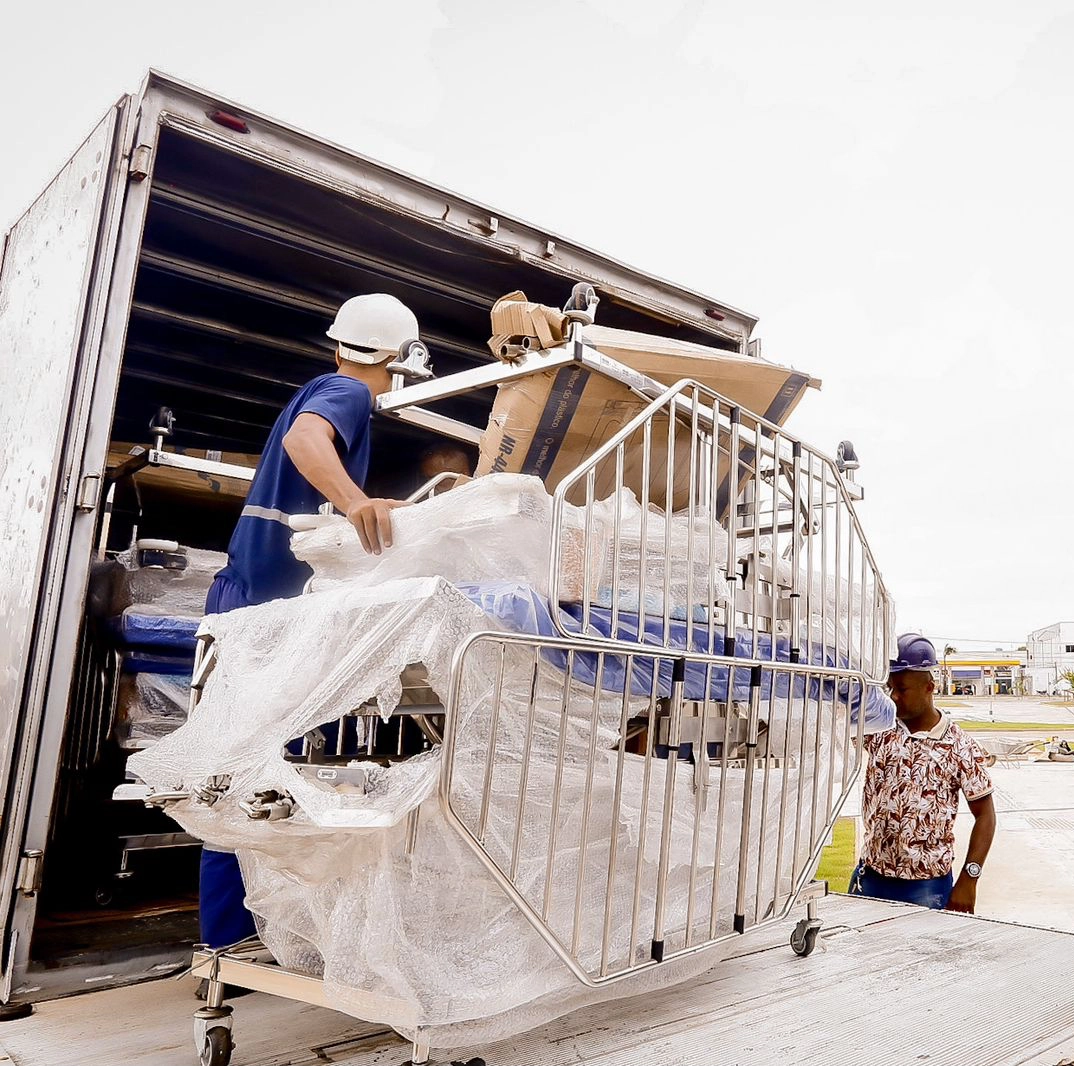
[199,575,257,948]
[849,862,954,909]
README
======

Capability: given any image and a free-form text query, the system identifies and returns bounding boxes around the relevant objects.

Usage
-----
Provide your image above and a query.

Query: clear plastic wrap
[111,545,226,619]
[129,475,870,1047]
[292,473,603,603]
[114,672,190,746]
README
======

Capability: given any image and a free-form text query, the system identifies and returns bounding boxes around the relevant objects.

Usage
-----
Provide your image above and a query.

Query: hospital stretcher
[169,288,893,1065]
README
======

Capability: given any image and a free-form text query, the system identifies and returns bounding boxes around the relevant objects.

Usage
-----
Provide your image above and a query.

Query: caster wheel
[201,1025,233,1066]
[568,282,595,311]
[790,920,819,957]
[95,872,132,908]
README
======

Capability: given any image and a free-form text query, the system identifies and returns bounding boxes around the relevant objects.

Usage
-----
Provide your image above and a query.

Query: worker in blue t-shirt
[199,293,419,953]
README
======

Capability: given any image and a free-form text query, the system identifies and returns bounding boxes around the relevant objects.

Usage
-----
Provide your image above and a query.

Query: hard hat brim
[336,342,391,365]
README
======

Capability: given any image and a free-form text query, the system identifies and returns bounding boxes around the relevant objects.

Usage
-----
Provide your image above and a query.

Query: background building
[936,647,1027,696]
[1025,622,1074,694]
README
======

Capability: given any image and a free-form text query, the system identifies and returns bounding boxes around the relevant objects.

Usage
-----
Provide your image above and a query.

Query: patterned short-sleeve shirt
[861,713,993,880]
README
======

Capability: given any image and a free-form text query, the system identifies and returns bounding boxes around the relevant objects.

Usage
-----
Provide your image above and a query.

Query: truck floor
[0,893,1070,1066]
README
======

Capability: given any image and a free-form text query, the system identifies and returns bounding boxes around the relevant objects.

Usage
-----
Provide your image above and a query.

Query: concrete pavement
[842,700,1074,933]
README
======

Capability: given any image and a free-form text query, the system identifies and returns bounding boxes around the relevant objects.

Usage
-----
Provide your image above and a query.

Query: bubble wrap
[129,475,854,1047]
[114,672,190,746]
[112,545,226,619]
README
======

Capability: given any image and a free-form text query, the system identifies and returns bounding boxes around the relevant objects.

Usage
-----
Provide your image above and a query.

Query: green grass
[815,817,857,894]
[952,720,1074,732]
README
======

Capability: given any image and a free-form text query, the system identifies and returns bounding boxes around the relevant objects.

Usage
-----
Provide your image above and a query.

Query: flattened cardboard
[474,323,817,511]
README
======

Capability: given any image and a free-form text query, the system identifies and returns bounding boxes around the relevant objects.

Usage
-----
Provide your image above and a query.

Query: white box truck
[0,70,779,1009]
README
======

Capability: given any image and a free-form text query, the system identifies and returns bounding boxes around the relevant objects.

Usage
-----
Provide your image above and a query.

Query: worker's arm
[282,413,404,555]
[945,793,996,914]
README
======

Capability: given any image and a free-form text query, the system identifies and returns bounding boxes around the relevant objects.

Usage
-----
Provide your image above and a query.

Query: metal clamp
[193,774,232,806]
[239,789,295,822]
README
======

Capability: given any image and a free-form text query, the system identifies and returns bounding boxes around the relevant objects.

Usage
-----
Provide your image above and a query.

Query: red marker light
[208,110,249,134]
[704,308,726,322]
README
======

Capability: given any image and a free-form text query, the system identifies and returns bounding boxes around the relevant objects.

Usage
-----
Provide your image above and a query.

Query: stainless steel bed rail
[547,377,892,687]
[439,628,870,987]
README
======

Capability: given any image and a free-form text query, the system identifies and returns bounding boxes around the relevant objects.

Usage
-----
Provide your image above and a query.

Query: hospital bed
[128,285,893,1065]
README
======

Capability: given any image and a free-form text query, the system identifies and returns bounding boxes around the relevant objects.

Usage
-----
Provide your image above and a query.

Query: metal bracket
[147,448,255,483]
[15,852,43,896]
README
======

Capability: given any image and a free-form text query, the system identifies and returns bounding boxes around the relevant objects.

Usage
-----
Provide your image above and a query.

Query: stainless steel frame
[174,323,889,1060]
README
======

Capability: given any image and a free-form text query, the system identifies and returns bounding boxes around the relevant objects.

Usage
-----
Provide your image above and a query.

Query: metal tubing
[733,665,763,933]
[572,652,606,958]
[610,444,625,638]
[509,653,542,882]
[600,655,635,977]
[628,661,663,967]
[476,645,507,842]
[542,650,577,921]
[582,472,596,634]
[662,397,677,649]
[637,422,653,649]
[651,658,686,961]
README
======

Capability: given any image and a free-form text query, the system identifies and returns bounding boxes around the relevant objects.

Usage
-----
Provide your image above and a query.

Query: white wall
[1026,622,1074,691]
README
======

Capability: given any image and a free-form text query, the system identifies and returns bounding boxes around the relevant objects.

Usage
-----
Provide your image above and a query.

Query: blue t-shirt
[217,374,373,605]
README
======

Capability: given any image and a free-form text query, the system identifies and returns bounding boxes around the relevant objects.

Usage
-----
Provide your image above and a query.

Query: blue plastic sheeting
[108,611,200,654]
[458,583,894,733]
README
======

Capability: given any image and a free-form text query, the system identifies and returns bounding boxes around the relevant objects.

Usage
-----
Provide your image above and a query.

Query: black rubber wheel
[790,921,819,957]
[94,884,114,908]
[0,1002,33,1022]
[201,1025,233,1066]
[401,1061,489,1069]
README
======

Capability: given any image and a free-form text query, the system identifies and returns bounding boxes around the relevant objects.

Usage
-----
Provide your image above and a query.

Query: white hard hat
[326,294,419,365]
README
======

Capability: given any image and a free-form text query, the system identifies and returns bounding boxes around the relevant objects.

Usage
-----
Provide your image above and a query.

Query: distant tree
[1061,669,1074,693]
[942,645,956,695]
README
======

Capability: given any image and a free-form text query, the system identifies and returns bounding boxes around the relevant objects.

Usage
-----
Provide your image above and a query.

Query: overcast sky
[2,0,1070,644]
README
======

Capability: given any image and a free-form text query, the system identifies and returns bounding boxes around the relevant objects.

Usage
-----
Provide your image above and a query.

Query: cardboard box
[474,322,818,512]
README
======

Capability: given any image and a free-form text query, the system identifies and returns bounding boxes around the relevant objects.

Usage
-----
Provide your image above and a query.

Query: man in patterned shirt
[850,633,996,911]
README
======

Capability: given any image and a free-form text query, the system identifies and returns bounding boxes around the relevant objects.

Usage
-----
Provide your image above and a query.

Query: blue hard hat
[890,633,938,674]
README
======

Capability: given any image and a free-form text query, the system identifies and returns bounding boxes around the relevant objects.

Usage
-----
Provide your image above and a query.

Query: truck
[0,69,791,1013]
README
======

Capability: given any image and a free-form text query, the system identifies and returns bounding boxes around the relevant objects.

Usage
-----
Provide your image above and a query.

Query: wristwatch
[964,862,982,879]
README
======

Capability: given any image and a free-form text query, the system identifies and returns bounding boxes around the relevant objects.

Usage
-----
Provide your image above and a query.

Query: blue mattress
[458,583,895,733]
[121,650,195,676]
[107,611,200,655]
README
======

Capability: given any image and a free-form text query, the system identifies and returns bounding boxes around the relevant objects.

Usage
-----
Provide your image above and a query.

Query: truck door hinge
[129,144,153,182]
[76,473,102,512]
[15,851,43,896]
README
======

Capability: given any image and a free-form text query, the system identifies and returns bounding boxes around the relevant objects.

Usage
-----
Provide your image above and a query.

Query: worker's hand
[944,875,977,914]
[346,498,408,556]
